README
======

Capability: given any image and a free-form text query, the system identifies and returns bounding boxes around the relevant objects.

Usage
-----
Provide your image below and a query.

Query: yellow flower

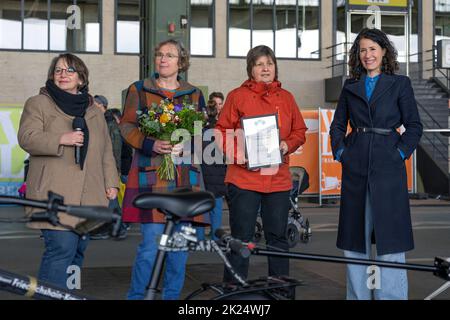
[159,113,171,124]
[167,103,174,111]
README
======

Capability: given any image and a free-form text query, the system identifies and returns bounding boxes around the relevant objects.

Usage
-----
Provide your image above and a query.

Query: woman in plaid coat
[120,39,207,300]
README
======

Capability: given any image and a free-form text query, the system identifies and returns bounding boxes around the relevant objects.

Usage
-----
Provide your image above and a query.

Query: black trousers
[223,184,290,283]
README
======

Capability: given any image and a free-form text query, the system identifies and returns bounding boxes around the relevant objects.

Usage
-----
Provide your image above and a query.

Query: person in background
[215,45,307,296]
[197,92,227,240]
[330,28,423,300]
[17,53,118,289]
[90,96,128,240]
[109,108,133,184]
[209,91,224,115]
[109,107,133,232]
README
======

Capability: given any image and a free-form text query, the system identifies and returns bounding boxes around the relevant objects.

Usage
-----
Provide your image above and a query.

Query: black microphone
[72,118,85,164]
[214,229,251,258]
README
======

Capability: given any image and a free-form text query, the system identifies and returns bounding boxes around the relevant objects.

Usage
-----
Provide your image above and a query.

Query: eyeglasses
[54,67,77,75]
[155,52,179,60]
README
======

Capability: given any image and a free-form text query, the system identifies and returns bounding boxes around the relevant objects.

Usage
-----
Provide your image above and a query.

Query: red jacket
[216,80,307,193]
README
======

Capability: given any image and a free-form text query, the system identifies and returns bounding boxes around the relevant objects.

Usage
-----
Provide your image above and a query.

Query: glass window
[275,0,297,58]
[298,0,320,59]
[229,0,251,57]
[409,0,419,63]
[435,0,450,42]
[0,0,22,49]
[73,0,100,52]
[116,0,140,54]
[228,0,320,59]
[0,0,101,52]
[333,0,346,76]
[50,0,72,51]
[190,0,214,56]
[24,0,48,50]
[252,0,274,49]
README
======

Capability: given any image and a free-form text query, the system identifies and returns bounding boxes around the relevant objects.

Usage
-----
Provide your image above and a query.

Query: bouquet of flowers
[137,96,205,180]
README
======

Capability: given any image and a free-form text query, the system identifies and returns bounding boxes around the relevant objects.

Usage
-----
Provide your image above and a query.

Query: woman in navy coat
[330,28,422,300]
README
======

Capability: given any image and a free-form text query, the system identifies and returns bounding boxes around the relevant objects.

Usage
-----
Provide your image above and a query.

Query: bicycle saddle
[133,189,215,218]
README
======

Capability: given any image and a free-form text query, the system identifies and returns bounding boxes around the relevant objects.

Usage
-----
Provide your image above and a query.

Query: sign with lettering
[0,106,27,196]
[349,0,408,8]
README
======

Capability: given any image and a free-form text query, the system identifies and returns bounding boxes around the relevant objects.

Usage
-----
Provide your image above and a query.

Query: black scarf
[45,79,90,170]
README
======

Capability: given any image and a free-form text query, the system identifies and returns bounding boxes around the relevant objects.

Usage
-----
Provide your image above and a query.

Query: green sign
[0,106,27,196]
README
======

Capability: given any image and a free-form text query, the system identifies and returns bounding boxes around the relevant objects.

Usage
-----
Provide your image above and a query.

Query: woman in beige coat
[18,53,119,290]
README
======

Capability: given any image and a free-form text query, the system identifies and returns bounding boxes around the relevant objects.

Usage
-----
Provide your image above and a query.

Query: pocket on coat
[138,166,158,187]
[189,166,200,186]
[340,146,349,165]
[390,146,404,163]
[34,164,49,192]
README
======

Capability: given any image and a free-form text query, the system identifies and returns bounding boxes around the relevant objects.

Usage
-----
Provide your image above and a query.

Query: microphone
[72,118,85,164]
[214,228,251,258]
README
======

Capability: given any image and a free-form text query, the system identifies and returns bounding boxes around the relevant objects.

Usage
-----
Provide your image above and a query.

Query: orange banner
[319,109,343,196]
[289,110,319,194]
[290,109,414,196]
[318,109,414,196]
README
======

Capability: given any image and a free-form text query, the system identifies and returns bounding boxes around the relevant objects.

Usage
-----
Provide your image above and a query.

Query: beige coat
[18,89,119,231]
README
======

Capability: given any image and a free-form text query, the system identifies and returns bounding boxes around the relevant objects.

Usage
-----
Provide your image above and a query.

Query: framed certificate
[241,114,282,169]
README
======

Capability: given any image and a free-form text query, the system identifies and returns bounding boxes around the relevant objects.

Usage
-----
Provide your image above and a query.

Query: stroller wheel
[286,223,300,248]
[253,221,263,243]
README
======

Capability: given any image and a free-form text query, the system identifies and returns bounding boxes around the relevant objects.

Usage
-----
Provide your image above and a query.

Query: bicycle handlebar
[0,192,120,223]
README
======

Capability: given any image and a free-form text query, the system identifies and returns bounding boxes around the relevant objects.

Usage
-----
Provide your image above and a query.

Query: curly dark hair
[348,28,399,79]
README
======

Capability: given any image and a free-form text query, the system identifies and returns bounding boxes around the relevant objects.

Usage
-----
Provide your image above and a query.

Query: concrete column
[102,0,115,55]
[422,1,434,79]
[215,0,227,58]
[321,0,334,78]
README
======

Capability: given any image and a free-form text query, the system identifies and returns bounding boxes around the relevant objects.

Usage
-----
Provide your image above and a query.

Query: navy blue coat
[330,73,423,255]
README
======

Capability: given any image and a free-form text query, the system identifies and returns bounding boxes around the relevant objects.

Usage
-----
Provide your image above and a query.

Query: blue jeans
[344,190,408,300]
[196,197,223,241]
[127,223,189,300]
[38,230,89,289]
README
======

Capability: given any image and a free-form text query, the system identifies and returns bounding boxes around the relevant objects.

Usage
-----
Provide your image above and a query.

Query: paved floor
[0,198,450,300]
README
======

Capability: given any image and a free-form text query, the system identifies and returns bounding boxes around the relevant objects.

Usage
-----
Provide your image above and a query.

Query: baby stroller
[254,166,312,248]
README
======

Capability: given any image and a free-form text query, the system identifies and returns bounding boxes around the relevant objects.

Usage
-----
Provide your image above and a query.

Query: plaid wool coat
[119,75,209,225]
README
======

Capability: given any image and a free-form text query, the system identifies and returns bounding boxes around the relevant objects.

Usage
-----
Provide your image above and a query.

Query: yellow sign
[349,0,408,7]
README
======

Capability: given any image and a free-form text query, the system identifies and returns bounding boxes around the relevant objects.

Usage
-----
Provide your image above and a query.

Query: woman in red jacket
[215,45,307,289]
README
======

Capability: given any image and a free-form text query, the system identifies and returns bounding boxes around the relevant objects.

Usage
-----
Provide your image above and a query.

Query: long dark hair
[348,28,399,79]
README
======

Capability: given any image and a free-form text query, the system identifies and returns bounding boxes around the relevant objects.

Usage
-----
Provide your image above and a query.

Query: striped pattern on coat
[119,76,209,225]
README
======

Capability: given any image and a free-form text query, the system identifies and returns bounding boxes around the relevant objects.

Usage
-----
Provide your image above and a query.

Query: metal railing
[309,42,351,75]
[429,45,450,94]
[416,100,449,171]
